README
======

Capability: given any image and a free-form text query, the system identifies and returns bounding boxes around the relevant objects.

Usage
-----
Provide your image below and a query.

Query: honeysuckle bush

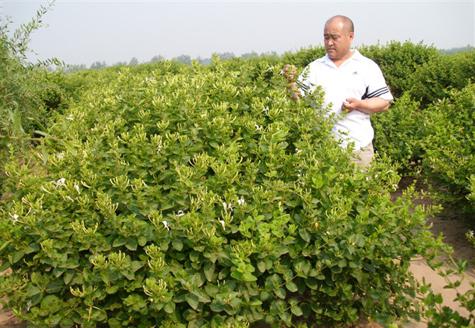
[408,49,475,108]
[373,84,475,212]
[360,41,440,99]
[0,4,69,192]
[420,83,475,210]
[0,56,446,327]
[372,92,425,172]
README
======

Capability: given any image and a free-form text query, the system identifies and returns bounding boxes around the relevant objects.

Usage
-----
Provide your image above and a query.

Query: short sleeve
[296,66,314,96]
[361,61,393,102]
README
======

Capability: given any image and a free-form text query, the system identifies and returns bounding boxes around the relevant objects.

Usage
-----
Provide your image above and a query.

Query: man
[296,15,393,168]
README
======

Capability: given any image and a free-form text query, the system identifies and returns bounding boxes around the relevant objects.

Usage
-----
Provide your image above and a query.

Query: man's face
[323,20,354,61]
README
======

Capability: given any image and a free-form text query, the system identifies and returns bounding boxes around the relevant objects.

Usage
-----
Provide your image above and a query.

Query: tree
[173,54,191,65]
[128,57,139,66]
[150,55,164,63]
[90,61,107,70]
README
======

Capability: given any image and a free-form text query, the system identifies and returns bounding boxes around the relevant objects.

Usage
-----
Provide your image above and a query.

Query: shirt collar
[320,49,362,67]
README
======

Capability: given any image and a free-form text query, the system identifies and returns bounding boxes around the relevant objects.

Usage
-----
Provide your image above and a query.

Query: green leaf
[204,284,218,297]
[10,251,24,264]
[0,261,10,272]
[298,229,311,243]
[203,262,215,281]
[294,260,311,277]
[305,278,319,290]
[190,273,205,288]
[210,301,225,313]
[46,279,63,293]
[106,285,119,294]
[275,287,286,299]
[285,281,298,292]
[192,289,211,303]
[113,237,126,247]
[290,303,303,316]
[249,299,262,306]
[26,285,42,297]
[351,269,363,283]
[125,238,138,251]
[40,295,62,314]
[172,239,183,251]
[138,236,148,247]
[260,290,272,301]
[130,260,144,272]
[241,272,257,282]
[185,293,200,310]
[164,301,175,314]
[0,240,11,252]
[337,259,347,268]
[257,261,266,273]
[108,318,122,328]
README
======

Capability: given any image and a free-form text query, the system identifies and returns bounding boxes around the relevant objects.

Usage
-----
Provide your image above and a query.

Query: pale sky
[2,0,474,66]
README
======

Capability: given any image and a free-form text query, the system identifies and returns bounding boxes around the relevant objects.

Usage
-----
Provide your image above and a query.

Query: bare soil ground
[1,179,473,328]
[0,269,24,328]
[403,215,474,327]
[392,177,474,327]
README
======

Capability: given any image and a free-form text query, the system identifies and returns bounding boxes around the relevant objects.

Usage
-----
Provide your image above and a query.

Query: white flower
[222,202,233,211]
[162,220,170,231]
[74,184,81,193]
[55,178,66,187]
[218,219,226,230]
[176,210,184,217]
[237,196,245,206]
[10,214,19,223]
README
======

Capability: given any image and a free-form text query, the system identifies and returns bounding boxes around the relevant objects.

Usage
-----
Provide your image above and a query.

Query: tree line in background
[66,46,474,72]
[66,51,279,72]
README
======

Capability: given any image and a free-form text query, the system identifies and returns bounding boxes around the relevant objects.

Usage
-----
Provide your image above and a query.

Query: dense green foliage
[408,50,475,107]
[360,41,440,98]
[372,48,475,211]
[421,84,475,203]
[0,58,446,327]
[0,13,474,326]
[0,5,68,190]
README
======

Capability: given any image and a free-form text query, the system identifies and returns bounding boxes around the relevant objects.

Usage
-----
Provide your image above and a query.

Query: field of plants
[1,14,474,328]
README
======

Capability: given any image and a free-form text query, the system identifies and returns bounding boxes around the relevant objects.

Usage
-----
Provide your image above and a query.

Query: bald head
[325,15,354,33]
[323,15,355,64]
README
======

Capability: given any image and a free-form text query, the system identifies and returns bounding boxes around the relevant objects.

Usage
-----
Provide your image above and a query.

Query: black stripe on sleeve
[361,86,369,100]
[296,80,310,92]
[366,86,389,98]
[368,88,390,98]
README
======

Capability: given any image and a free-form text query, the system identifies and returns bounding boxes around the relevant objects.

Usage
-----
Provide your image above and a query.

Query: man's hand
[342,97,360,112]
[342,97,390,114]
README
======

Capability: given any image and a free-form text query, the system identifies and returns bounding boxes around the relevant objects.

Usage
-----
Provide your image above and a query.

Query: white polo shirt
[297,49,393,150]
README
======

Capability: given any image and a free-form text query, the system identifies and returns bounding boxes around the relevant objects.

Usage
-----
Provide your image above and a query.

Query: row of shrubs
[2,26,474,207]
[66,42,475,212]
[0,45,447,327]
[369,49,475,213]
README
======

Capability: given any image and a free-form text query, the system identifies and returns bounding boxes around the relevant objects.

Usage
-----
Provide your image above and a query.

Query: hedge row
[0,57,444,327]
